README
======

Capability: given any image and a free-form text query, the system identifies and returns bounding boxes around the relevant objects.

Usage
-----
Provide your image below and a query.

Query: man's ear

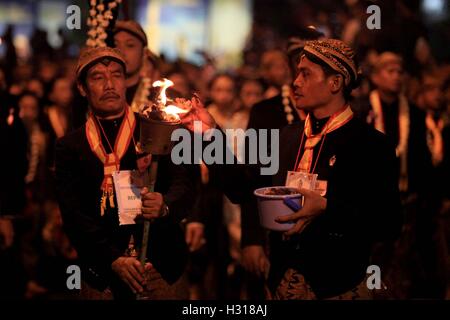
[329,74,344,94]
[77,81,87,97]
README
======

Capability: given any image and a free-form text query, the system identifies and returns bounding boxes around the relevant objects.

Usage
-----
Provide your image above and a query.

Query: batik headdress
[76,46,126,80]
[303,39,359,87]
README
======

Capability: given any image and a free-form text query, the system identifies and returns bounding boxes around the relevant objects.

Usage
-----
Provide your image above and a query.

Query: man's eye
[113,72,122,77]
[92,75,103,80]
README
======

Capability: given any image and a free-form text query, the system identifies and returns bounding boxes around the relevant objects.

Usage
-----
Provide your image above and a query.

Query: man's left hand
[140,187,168,220]
[275,187,327,237]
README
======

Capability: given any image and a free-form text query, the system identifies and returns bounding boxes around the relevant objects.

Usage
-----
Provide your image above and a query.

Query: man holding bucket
[182,39,402,299]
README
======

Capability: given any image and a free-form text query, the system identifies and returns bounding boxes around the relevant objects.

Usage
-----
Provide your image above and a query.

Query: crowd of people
[1,0,450,300]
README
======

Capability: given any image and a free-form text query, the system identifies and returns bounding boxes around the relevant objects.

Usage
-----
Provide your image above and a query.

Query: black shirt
[381,98,400,148]
[97,114,126,153]
[310,114,330,135]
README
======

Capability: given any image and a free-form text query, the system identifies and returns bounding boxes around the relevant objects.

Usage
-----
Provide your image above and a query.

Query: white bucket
[254,186,303,231]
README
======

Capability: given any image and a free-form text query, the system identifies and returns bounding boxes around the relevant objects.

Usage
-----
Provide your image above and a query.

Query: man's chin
[387,87,401,95]
[294,99,311,111]
[93,103,125,117]
[102,101,122,109]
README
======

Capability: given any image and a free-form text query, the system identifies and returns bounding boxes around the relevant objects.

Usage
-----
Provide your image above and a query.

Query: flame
[163,104,189,115]
[150,78,190,121]
[152,78,174,106]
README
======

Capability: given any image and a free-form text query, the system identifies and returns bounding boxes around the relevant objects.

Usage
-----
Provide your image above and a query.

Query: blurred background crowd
[0,0,450,299]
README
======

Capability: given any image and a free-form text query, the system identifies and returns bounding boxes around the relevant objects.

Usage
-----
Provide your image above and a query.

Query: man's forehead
[383,62,402,70]
[22,95,38,103]
[114,30,140,43]
[87,60,123,74]
[55,77,70,85]
[375,62,403,75]
[297,55,315,69]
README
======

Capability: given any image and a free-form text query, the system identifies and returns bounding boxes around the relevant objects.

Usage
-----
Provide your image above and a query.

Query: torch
[137,79,189,275]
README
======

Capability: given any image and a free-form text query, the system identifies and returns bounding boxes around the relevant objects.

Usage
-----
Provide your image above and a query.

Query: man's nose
[104,74,114,89]
[293,75,302,88]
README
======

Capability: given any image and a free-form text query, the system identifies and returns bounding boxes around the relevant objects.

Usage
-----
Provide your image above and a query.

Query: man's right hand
[111,257,152,294]
[241,245,270,279]
[185,222,206,252]
[178,96,216,133]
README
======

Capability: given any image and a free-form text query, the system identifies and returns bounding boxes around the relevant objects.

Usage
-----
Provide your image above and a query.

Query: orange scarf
[85,107,136,216]
[369,90,409,192]
[425,112,444,166]
[297,106,353,173]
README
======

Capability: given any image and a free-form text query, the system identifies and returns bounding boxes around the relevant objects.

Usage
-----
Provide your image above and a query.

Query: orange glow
[152,78,173,106]
[163,104,189,115]
[151,78,190,121]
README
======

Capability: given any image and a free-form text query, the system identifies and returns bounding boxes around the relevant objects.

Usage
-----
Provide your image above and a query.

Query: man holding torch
[55,46,192,299]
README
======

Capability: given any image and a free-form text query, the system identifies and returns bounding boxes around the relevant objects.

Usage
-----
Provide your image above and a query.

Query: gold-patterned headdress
[76,46,126,80]
[303,39,358,87]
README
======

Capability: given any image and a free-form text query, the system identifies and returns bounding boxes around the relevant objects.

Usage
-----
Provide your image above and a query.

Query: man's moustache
[100,92,120,100]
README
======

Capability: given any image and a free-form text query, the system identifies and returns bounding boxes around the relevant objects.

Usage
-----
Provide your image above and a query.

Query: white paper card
[113,170,147,225]
[285,171,318,190]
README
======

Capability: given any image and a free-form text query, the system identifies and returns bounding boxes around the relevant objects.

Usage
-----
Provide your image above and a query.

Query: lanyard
[293,128,327,174]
